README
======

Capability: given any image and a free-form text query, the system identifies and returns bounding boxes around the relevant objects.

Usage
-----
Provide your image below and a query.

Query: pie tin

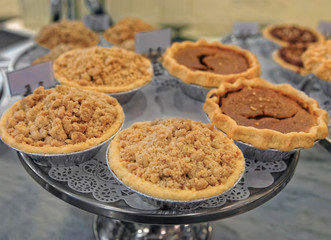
[276,66,306,85]
[4,121,124,167]
[315,77,331,97]
[177,79,214,102]
[109,81,151,105]
[234,140,298,162]
[106,146,245,210]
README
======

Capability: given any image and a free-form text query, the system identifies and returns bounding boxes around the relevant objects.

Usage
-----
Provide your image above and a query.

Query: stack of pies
[104,17,156,51]
[35,20,100,49]
[203,78,329,152]
[107,118,245,202]
[263,23,325,75]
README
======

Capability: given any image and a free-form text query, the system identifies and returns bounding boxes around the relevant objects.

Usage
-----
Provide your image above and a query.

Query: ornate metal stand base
[93,216,212,240]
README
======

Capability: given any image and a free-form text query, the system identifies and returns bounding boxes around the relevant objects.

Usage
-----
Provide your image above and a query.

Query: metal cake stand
[17,145,300,240]
[1,40,312,239]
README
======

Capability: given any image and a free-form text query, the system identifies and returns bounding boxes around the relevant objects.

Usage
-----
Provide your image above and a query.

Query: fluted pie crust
[0,85,124,154]
[272,45,310,75]
[262,23,324,47]
[203,78,329,151]
[108,118,245,201]
[302,40,331,82]
[162,40,261,88]
[53,46,153,93]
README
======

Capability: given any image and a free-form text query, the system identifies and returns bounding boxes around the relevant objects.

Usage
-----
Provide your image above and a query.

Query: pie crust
[103,18,156,51]
[53,46,153,93]
[272,45,310,75]
[162,39,261,88]
[32,44,74,65]
[203,78,329,151]
[0,85,124,154]
[262,23,324,47]
[302,39,331,82]
[108,118,245,201]
[35,20,100,49]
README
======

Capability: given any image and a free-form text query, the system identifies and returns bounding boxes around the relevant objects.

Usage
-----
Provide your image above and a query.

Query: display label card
[233,22,259,36]
[317,21,331,36]
[135,28,171,55]
[83,14,110,32]
[7,61,55,96]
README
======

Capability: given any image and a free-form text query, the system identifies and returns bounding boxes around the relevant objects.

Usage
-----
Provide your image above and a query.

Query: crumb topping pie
[104,17,156,51]
[272,44,310,75]
[108,118,244,201]
[35,20,100,49]
[203,78,329,151]
[0,85,124,154]
[162,40,261,88]
[302,39,331,82]
[262,23,324,47]
[53,46,153,93]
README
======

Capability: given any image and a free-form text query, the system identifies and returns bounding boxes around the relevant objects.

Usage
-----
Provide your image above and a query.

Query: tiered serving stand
[1,33,330,239]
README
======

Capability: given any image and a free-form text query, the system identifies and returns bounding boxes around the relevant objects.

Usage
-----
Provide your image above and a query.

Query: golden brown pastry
[108,118,245,201]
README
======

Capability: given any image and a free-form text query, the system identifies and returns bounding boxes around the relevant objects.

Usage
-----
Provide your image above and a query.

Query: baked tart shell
[162,39,261,88]
[203,78,329,151]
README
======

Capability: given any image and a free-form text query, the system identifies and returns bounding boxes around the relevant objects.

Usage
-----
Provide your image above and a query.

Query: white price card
[6,61,55,96]
[83,14,110,32]
[233,22,259,36]
[317,21,331,36]
[135,28,171,55]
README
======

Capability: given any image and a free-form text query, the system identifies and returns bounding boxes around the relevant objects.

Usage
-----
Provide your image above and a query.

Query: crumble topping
[35,20,99,49]
[116,119,242,191]
[104,18,155,51]
[54,46,152,88]
[4,85,120,147]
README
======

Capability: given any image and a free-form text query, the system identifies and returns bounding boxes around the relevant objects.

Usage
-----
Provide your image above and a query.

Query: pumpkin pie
[0,85,124,154]
[272,44,310,75]
[262,23,324,47]
[35,20,100,49]
[53,46,153,93]
[104,17,156,51]
[203,78,329,151]
[108,118,245,201]
[162,39,261,88]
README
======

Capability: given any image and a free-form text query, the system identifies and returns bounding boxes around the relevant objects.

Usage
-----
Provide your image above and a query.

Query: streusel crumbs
[5,85,120,147]
[116,119,242,191]
[53,46,152,88]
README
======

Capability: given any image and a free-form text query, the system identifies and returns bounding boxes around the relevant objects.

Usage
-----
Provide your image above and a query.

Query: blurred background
[1,0,331,39]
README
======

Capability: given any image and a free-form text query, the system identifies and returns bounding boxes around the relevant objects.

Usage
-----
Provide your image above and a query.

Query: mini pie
[262,23,324,47]
[53,46,153,93]
[203,78,329,151]
[0,85,124,154]
[162,39,261,88]
[35,20,100,49]
[104,17,156,51]
[272,44,310,75]
[302,39,331,82]
[108,118,245,201]
[32,44,74,65]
